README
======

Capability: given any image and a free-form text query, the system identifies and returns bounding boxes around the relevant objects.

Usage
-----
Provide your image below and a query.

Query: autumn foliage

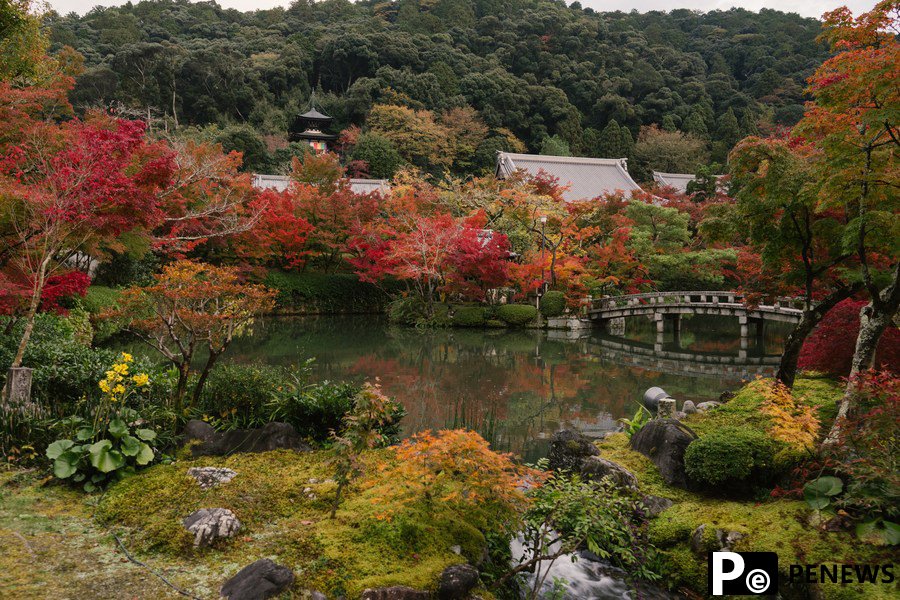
[373,429,536,528]
[799,299,900,376]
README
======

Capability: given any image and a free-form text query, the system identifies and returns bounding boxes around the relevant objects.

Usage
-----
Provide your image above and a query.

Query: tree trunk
[824,270,900,446]
[8,257,50,372]
[775,284,861,388]
[173,362,191,416]
[192,350,221,408]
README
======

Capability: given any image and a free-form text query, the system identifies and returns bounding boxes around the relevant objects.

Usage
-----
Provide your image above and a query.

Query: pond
[213,313,791,461]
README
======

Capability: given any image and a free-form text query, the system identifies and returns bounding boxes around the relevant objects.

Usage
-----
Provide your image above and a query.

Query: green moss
[597,378,894,600]
[683,377,843,439]
[96,448,490,597]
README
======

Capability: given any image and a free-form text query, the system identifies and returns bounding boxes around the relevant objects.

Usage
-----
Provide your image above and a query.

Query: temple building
[495,152,643,201]
[252,174,390,196]
[290,101,337,154]
[652,171,724,195]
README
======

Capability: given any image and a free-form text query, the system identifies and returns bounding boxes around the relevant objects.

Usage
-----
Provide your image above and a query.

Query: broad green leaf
[119,435,141,457]
[107,419,128,439]
[135,428,157,441]
[89,440,125,473]
[46,439,74,460]
[83,481,96,493]
[76,427,95,441]
[135,443,155,466]
[53,456,78,479]
[803,476,843,510]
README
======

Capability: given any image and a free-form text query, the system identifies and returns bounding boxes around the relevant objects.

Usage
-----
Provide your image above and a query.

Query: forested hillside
[47,0,829,177]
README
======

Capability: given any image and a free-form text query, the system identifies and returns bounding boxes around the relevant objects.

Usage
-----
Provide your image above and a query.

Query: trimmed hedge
[81,286,121,314]
[684,426,778,491]
[264,271,400,314]
[540,290,566,318]
[451,306,486,327]
[496,304,538,327]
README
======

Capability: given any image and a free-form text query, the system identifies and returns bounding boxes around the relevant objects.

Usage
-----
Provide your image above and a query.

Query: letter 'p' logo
[709,551,778,595]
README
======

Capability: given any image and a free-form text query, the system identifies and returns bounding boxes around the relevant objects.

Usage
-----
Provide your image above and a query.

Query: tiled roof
[652,171,723,194]
[251,174,390,195]
[495,152,642,201]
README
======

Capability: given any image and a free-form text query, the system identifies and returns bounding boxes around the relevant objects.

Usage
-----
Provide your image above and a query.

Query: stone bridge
[583,290,802,343]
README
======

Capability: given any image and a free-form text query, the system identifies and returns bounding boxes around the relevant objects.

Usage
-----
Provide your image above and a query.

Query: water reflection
[224,314,790,459]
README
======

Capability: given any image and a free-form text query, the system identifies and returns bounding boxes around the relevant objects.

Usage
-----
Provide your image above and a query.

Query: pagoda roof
[496,152,642,201]
[299,108,332,121]
[296,128,337,140]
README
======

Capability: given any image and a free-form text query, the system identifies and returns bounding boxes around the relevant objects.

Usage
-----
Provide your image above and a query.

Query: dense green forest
[47,0,829,176]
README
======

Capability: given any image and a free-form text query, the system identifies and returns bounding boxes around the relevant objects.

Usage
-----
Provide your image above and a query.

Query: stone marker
[438,564,479,600]
[656,397,676,418]
[3,367,34,408]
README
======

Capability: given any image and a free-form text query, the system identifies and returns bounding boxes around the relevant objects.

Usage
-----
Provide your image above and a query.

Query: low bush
[450,306,486,327]
[684,426,778,491]
[264,271,399,314]
[496,303,538,326]
[196,362,298,429]
[539,290,566,318]
[81,286,121,314]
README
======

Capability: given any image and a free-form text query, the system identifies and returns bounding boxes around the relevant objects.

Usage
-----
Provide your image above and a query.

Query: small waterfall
[510,536,679,600]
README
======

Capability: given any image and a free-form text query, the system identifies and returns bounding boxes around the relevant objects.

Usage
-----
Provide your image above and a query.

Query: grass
[596,377,897,600]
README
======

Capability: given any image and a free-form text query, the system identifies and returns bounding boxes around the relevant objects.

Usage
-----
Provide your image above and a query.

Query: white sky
[45,0,878,20]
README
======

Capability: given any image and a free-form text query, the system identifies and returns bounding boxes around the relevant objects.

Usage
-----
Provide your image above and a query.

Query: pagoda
[290,94,337,153]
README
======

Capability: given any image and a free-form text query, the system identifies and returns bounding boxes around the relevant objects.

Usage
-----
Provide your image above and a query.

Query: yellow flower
[132,373,150,387]
[113,363,129,375]
[99,380,111,393]
[113,384,126,394]
[120,352,133,363]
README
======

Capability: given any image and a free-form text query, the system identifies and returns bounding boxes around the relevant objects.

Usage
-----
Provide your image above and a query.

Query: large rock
[182,420,312,457]
[629,419,698,488]
[695,401,722,412]
[547,429,599,472]
[580,456,638,491]
[183,508,241,547]
[641,495,675,518]
[690,524,745,555]
[361,587,431,600]
[438,564,479,600]
[220,558,294,600]
[187,467,237,490]
[681,400,697,414]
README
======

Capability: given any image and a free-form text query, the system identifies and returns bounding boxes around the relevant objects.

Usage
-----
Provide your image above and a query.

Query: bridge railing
[585,291,805,314]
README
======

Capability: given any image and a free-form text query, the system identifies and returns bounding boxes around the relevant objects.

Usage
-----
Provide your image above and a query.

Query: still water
[222,314,790,461]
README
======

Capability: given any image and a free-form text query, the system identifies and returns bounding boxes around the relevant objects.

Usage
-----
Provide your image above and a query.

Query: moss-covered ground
[1,448,493,599]
[597,377,898,600]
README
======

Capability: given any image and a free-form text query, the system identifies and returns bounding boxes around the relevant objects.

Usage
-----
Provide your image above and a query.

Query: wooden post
[657,397,676,419]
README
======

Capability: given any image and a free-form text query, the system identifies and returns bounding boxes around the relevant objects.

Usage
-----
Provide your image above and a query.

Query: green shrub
[450,306,486,327]
[539,290,566,318]
[496,303,538,326]
[196,362,299,429]
[264,271,398,314]
[81,286,121,314]
[485,319,506,328]
[0,314,118,409]
[267,381,406,443]
[684,426,778,491]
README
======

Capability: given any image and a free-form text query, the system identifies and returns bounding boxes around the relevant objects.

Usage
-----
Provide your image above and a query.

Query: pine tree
[661,115,677,132]
[682,109,709,139]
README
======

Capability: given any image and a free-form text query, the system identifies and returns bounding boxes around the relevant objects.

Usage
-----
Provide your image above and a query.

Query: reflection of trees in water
[216,315,754,455]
